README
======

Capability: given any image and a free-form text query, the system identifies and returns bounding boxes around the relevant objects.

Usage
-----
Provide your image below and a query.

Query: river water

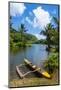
[9,44,49,79]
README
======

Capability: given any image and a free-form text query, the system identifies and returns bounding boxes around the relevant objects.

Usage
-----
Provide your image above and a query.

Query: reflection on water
[9,44,49,80]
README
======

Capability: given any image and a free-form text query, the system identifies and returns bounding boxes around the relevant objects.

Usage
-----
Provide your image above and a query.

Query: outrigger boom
[16,59,51,79]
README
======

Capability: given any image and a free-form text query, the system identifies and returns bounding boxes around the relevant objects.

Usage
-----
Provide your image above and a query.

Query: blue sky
[10,3,59,40]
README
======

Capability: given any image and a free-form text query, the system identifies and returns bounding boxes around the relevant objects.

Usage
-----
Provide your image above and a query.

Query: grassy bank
[9,70,59,88]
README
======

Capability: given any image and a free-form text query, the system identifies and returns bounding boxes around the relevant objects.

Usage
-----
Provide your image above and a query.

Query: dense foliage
[10,25,38,48]
[10,16,59,74]
[44,53,58,73]
[42,17,59,74]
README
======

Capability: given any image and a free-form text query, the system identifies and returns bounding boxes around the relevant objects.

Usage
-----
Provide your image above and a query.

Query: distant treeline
[35,39,47,44]
[10,24,38,48]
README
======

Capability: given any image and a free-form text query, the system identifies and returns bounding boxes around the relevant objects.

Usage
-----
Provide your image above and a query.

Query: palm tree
[10,16,13,30]
[19,24,25,41]
[53,17,59,51]
[53,17,59,31]
[40,23,53,51]
[19,24,28,46]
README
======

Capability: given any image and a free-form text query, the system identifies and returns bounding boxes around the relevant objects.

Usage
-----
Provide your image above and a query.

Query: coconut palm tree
[40,23,53,51]
[53,17,59,31]
[19,24,28,46]
[53,17,59,51]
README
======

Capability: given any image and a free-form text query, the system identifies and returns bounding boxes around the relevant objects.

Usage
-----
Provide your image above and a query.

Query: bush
[44,53,58,73]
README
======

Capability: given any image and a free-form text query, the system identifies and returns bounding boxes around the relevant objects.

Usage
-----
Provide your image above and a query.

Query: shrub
[44,53,58,73]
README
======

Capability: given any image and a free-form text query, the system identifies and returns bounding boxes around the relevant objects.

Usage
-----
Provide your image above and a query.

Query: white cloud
[26,17,32,25]
[33,18,39,28]
[33,7,52,29]
[26,17,38,28]
[10,3,26,16]
[26,7,52,30]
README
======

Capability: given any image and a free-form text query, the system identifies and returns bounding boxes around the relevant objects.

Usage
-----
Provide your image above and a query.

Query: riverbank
[9,44,59,87]
[9,70,59,88]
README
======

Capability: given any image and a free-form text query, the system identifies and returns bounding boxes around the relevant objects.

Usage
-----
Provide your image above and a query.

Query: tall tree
[19,24,28,45]
[53,17,59,31]
[10,16,13,29]
[40,23,53,51]
[53,17,59,51]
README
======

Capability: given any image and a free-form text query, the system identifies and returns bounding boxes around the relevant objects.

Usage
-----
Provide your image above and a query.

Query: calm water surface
[9,44,49,79]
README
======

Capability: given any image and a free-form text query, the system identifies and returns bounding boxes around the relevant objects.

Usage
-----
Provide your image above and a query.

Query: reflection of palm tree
[40,23,53,51]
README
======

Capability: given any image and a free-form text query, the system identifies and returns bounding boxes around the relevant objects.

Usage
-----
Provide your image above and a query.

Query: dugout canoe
[24,59,51,79]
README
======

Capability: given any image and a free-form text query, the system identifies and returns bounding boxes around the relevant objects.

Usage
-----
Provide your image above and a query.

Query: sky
[10,2,59,40]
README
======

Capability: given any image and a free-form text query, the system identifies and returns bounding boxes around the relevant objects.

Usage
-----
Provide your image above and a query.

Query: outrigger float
[16,59,51,79]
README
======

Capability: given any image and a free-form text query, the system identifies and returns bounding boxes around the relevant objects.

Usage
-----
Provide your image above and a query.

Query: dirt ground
[9,70,59,88]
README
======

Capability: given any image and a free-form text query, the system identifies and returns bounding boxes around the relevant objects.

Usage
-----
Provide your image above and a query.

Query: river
[9,44,49,80]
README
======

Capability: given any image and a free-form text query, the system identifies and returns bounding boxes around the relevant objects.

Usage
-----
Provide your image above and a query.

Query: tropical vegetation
[42,17,59,73]
[10,16,59,74]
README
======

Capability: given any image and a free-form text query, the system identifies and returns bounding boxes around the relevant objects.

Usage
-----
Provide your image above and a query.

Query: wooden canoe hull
[24,59,51,79]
